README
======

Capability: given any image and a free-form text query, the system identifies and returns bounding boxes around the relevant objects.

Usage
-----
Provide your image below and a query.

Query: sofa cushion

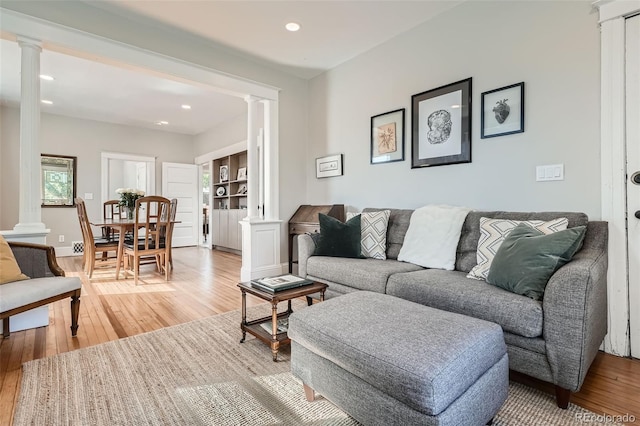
[0,235,29,285]
[314,213,362,258]
[467,217,569,281]
[0,276,81,313]
[306,257,423,294]
[456,211,589,272]
[386,269,543,337]
[346,210,390,260]
[487,224,587,300]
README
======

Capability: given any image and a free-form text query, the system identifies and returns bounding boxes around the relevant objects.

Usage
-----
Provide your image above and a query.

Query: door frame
[595,0,640,357]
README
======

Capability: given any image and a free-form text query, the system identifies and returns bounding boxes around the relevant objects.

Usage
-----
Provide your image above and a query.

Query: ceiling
[0,1,462,136]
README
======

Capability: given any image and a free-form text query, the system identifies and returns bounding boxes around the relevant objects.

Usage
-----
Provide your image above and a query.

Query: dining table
[90,217,179,279]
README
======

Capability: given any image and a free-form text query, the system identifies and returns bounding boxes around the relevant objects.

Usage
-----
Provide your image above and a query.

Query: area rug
[15,302,622,425]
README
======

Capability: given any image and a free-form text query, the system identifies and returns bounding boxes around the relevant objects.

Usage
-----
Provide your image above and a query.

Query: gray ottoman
[288,291,508,426]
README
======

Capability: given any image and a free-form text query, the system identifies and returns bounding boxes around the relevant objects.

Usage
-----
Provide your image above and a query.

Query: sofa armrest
[542,221,608,392]
[297,234,316,278]
[8,242,65,278]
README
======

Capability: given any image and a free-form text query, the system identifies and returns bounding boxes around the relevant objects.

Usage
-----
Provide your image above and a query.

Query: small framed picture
[481,82,524,139]
[237,183,247,194]
[371,108,405,164]
[316,154,343,178]
[237,167,247,181]
[219,165,229,182]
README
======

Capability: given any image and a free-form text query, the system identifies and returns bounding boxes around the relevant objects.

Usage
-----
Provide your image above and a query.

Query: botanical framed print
[316,154,343,178]
[371,108,405,164]
[481,82,524,138]
[411,78,472,168]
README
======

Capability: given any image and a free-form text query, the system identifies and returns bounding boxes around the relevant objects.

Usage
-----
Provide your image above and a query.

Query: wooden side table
[238,281,328,361]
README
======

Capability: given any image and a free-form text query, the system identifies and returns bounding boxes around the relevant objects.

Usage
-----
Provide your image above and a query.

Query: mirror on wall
[41,154,77,207]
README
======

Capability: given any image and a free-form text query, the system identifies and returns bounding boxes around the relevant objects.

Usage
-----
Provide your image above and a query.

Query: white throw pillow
[397,205,471,270]
[466,217,569,281]
[346,210,390,259]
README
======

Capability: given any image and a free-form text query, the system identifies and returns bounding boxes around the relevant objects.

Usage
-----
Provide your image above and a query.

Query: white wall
[0,106,194,248]
[307,1,601,217]
[193,113,247,157]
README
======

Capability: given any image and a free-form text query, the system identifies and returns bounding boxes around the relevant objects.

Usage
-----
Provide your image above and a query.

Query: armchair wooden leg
[555,385,571,409]
[2,317,9,338]
[70,291,81,337]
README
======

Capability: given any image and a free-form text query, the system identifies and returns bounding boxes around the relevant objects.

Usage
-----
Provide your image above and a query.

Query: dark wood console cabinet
[288,204,345,273]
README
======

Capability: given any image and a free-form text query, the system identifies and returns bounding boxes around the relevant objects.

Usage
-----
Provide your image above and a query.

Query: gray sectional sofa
[297,208,608,408]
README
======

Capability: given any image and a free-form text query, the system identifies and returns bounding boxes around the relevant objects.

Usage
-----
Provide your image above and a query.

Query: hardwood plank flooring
[0,246,638,425]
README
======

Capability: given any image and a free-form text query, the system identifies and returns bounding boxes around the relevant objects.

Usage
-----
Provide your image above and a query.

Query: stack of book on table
[250,274,313,293]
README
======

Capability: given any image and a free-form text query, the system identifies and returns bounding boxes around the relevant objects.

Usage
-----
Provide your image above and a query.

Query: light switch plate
[536,164,564,182]
[84,193,94,200]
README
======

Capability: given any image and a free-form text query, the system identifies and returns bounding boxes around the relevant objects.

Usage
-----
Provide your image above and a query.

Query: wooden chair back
[124,196,172,284]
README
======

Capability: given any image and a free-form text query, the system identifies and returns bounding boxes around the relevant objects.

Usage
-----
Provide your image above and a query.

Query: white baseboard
[54,246,80,257]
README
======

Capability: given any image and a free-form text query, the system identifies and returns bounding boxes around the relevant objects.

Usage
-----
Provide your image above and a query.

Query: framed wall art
[481,82,524,138]
[236,167,247,181]
[371,108,405,164]
[316,154,343,178]
[219,165,229,182]
[411,78,472,168]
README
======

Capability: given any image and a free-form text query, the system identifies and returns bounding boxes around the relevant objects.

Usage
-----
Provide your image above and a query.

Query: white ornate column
[594,0,640,357]
[240,96,282,281]
[0,36,49,335]
[7,36,48,241]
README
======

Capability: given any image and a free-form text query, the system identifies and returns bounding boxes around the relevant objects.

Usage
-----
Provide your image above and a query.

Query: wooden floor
[1,247,639,425]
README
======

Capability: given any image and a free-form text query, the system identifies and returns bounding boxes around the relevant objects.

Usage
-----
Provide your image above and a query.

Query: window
[41,154,77,207]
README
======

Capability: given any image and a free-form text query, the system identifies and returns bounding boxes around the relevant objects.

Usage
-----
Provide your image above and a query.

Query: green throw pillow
[313,213,362,258]
[486,223,587,300]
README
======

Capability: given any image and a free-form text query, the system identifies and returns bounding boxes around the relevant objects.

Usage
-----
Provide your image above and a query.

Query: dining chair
[75,198,119,278]
[102,199,123,241]
[123,196,172,285]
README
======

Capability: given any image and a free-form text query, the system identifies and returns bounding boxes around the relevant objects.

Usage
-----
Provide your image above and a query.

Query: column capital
[16,35,43,50]
[244,95,262,104]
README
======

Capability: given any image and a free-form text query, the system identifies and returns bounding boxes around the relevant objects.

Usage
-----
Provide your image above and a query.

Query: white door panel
[162,162,198,247]
[627,14,640,358]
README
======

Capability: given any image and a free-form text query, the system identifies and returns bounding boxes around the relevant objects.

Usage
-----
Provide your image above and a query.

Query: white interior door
[162,162,198,248]
[627,14,640,358]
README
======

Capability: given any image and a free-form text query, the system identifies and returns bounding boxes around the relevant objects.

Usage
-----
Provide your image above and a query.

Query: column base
[2,226,50,244]
[239,218,283,282]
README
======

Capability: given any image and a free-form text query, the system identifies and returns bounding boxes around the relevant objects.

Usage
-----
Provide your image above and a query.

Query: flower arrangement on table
[116,188,145,219]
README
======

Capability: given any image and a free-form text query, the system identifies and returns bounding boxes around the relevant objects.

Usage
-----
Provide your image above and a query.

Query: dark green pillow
[487,223,587,300]
[313,213,362,258]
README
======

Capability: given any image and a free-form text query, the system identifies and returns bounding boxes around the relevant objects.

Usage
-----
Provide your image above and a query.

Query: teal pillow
[486,223,587,300]
[313,213,362,258]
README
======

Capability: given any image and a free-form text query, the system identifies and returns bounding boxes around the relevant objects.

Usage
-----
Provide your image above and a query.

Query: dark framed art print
[411,78,472,168]
[481,82,524,138]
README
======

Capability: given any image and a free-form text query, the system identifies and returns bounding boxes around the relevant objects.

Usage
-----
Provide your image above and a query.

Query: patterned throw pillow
[466,217,569,281]
[346,210,391,260]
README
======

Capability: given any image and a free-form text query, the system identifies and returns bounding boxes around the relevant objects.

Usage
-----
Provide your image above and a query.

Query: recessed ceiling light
[156,120,169,125]
[285,22,300,32]
[451,104,460,109]
[41,100,53,105]
[181,105,191,110]
[39,74,54,81]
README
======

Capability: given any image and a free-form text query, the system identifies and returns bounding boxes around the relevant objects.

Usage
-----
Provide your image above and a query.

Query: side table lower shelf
[238,281,328,361]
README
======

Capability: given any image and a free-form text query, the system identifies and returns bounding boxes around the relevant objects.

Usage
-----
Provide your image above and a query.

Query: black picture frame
[481,82,524,139]
[370,108,405,164]
[41,154,77,207]
[411,78,472,168]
